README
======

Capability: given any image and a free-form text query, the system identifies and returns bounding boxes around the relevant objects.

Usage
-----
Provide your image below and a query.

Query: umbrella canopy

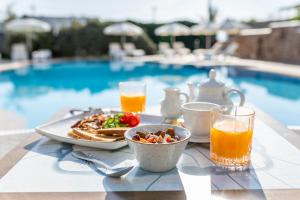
[155,23,190,36]
[104,22,143,36]
[155,23,190,46]
[219,19,249,35]
[191,22,218,48]
[191,22,218,36]
[104,22,143,46]
[5,18,51,33]
[5,18,51,54]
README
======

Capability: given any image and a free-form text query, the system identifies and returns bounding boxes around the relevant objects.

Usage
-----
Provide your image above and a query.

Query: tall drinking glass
[210,106,255,171]
[119,81,146,113]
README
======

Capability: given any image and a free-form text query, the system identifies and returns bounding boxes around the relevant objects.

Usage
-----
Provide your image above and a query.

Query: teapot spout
[187,82,197,102]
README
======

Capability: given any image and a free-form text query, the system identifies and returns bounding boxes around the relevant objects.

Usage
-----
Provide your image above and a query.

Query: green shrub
[3,32,53,57]
[134,20,211,50]
[3,19,157,58]
[53,20,109,57]
[3,19,213,58]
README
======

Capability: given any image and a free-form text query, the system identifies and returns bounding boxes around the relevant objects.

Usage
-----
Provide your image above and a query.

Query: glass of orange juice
[210,106,255,171]
[119,81,146,113]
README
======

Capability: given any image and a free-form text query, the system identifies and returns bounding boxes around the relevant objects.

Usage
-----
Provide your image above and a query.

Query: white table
[0,107,300,200]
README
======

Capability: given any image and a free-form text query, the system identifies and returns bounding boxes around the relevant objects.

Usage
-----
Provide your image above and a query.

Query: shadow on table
[101,167,188,200]
[179,165,267,199]
[24,138,269,199]
[24,137,133,175]
[103,191,187,200]
[101,164,267,200]
[179,143,269,199]
[103,190,267,200]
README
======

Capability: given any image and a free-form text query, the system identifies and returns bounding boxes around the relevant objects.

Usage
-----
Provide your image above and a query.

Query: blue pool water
[0,60,300,127]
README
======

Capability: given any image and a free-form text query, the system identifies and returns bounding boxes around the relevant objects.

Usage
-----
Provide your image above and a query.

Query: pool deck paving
[124,55,300,78]
[0,108,69,160]
[0,60,30,72]
[1,56,300,78]
[0,110,27,131]
[226,57,300,78]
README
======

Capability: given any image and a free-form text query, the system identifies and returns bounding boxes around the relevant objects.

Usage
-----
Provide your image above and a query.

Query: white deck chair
[176,48,191,56]
[193,42,223,55]
[158,42,175,57]
[221,42,239,56]
[123,43,145,57]
[173,42,191,56]
[172,42,184,50]
[108,43,125,60]
[158,42,170,53]
[32,49,52,63]
[193,42,224,60]
[11,43,28,61]
[215,42,239,62]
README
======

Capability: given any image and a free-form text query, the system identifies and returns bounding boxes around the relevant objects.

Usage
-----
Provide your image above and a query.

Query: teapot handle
[180,92,189,103]
[225,89,245,106]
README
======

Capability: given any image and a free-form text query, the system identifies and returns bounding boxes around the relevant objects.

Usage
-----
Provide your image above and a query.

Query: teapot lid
[201,69,224,88]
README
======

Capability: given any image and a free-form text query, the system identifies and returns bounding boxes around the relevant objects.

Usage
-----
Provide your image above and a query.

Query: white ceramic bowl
[125,124,191,172]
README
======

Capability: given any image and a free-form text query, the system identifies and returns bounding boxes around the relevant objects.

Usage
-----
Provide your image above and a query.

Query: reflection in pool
[0,60,300,127]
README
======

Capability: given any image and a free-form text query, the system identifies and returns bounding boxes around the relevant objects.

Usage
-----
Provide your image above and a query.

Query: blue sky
[0,0,299,22]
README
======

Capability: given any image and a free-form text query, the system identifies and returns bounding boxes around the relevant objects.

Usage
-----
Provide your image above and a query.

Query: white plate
[35,110,164,150]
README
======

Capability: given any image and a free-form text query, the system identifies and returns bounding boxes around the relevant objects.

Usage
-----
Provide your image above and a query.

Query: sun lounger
[32,49,52,63]
[123,43,145,57]
[158,42,175,57]
[193,42,224,60]
[212,42,239,62]
[172,42,184,49]
[158,42,190,57]
[108,43,125,60]
[11,43,28,61]
[158,42,170,53]
[221,42,239,57]
[193,42,223,55]
[172,42,191,56]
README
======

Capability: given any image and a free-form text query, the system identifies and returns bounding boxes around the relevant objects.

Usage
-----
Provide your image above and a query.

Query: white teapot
[188,69,245,106]
[161,88,189,119]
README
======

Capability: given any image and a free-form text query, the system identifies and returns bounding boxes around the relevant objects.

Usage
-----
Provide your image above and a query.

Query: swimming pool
[0,60,300,127]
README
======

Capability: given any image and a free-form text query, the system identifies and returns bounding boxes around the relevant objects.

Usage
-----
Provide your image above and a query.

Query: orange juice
[210,119,253,167]
[120,95,146,113]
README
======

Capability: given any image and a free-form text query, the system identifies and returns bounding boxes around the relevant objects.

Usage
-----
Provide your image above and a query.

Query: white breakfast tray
[35,110,164,150]
[1,117,300,192]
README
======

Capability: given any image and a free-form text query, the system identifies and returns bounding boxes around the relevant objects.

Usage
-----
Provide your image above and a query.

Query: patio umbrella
[104,22,143,46]
[191,22,218,48]
[154,23,190,46]
[5,18,51,53]
[219,19,249,35]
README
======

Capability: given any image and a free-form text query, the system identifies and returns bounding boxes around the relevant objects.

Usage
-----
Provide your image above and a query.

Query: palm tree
[208,0,218,23]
